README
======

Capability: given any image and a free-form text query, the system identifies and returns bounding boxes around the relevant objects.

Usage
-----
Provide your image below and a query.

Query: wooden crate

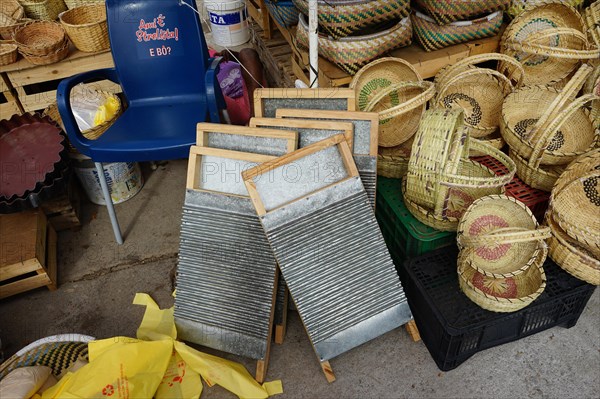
[291,34,502,87]
[0,210,58,299]
[2,47,119,113]
[251,23,295,88]
[40,177,82,232]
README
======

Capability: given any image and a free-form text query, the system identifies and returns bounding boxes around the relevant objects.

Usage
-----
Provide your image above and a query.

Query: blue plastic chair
[57,0,224,244]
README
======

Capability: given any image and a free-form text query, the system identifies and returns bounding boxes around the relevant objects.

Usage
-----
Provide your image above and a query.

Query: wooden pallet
[2,46,118,113]
[0,74,24,118]
[251,22,295,88]
[245,0,272,39]
[0,210,58,299]
[39,177,82,232]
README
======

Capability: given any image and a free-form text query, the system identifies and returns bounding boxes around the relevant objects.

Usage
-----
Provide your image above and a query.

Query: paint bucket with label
[70,153,144,205]
[205,0,250,47]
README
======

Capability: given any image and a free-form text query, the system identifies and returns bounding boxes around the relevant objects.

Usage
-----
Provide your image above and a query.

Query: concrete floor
[1,160,599,398]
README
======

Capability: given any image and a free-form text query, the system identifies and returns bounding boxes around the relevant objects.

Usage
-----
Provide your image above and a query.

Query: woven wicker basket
[412,10,504,52]
[59,3,108,52]
[0,42,18,65]
[20,38,68,64]
[550,148,600,254]
[1,0,24,20]
[584,1,600,46]
[13,20,65,55]
[265,0,298,27]
[457,195,551,278]
[509,149,565,191]
[546,211,599,285]
[500,66,599,167]
[19,0,67,20]
[64,0,103,10]
[377,135,413,178]
[0,334,93,380]
[507,0,585,20]
[414,0,510,25]
[500,2,595,85]
[293,0,409,39]
[457,247,547,312]
[351,57,429,147]
[434,53,525,138]
[296,15,412,75]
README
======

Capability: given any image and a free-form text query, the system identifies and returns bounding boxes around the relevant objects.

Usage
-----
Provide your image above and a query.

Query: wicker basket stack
[12,19,69,64]
[546,149,600,285]
[456,195,550,312]
[411,0,508,51]
[294,0,412,75]
[500,64,600,191]
[402,108,516,231]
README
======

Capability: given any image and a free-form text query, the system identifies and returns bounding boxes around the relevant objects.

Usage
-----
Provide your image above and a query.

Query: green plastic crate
[376,177,455,259]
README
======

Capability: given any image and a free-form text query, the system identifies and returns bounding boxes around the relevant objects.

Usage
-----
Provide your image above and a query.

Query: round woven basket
[457,248,547,312]
[550,148,600,254]
[296,15,413,76]
[507,0,585,20]
[13,20,66,56]
[412,10,504,52]
[19,0,67,21]
[414,0,510,25]
[0,42,18,65]
[500,2,595,85]
[0,334,93,380]
[59,3,108,52]
[457,195,551,278]
[434,53,525,138]
[377,135,413,178]
[546,211,600,285]
[500,68,599,166]
[20,38,68,64]
[351,57,429,147]
[402,159,507,231]
[64,0,104,10]
[293,0,409,39]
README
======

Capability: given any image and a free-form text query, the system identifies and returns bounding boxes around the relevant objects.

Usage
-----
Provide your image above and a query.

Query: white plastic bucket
[205,0,250,47]
[70,154,144,205]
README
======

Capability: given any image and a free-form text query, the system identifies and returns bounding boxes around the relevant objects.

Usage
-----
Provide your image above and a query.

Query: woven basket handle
[364,81,436,120]
[441,138,516,188]
[504,28,600,60]
[528,93,600,169]
[528,64,593,144]
[458,226,552,247]
[437,53,525,89]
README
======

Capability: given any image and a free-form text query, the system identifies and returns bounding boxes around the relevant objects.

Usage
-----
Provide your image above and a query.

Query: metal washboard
[174,124,297,382]
[242,134,412,382]
[253,88,356,118]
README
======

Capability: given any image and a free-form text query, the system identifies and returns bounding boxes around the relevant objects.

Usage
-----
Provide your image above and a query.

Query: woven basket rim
[414,9,502,26]
[59,3,106,28]
[546,211,600,269]
[298,13,410,42]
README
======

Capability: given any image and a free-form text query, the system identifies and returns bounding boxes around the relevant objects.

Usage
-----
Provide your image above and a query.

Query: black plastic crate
[398,246,596,371]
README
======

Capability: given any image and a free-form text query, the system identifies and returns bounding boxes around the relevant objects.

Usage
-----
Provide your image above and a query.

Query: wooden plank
[0,74,9,92]
[44,226,58,291]
[0,274,52,299]
[196,123,297,149]
[405,319,421,342]
[254,88,356,117]
[249,117,354,151]
[320,361,336,383]
[0,97,23,117]
[16,79,121,113]
[0,259,43,282]
[5,49,114,88]
[0,211,46,268]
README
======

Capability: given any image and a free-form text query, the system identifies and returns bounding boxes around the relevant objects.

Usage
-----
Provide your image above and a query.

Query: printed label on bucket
[75,162,144,205]
[207,6,249,46]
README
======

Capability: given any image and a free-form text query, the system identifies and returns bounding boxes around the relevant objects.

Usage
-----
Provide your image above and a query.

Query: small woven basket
[550,149,600,254]
[293,0,410,39]
[546,211,600,285]
[457,194,551,278]
[507,0,585,20]
[412,10,504,52]
[434,53,525,138]
[351,57,429,147]
[265,0,298,27]
[0,41,18,65]
[296,15,413,75]
[19,0,67,20]
[500,2,596,85]
[0,334,93,380]
[13,20,66,56]
[64,0,103,10]
[457,247,547,312]
[19,38,68,64]
[414,0,510,25]
[377,135,413,178]
[59,3,108,52]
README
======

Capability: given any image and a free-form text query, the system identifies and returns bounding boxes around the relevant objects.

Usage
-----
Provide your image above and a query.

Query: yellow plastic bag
[93,95,120,127]
[42,338,172,398]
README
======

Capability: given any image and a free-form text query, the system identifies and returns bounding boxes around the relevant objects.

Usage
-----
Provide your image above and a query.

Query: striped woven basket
[292,0,409,39]
[412,10,504,52]
[414,0,510,25]
[507,0,584,20]
[265,0,298,27]
[0,334,93,380]
[296,14,412,75]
